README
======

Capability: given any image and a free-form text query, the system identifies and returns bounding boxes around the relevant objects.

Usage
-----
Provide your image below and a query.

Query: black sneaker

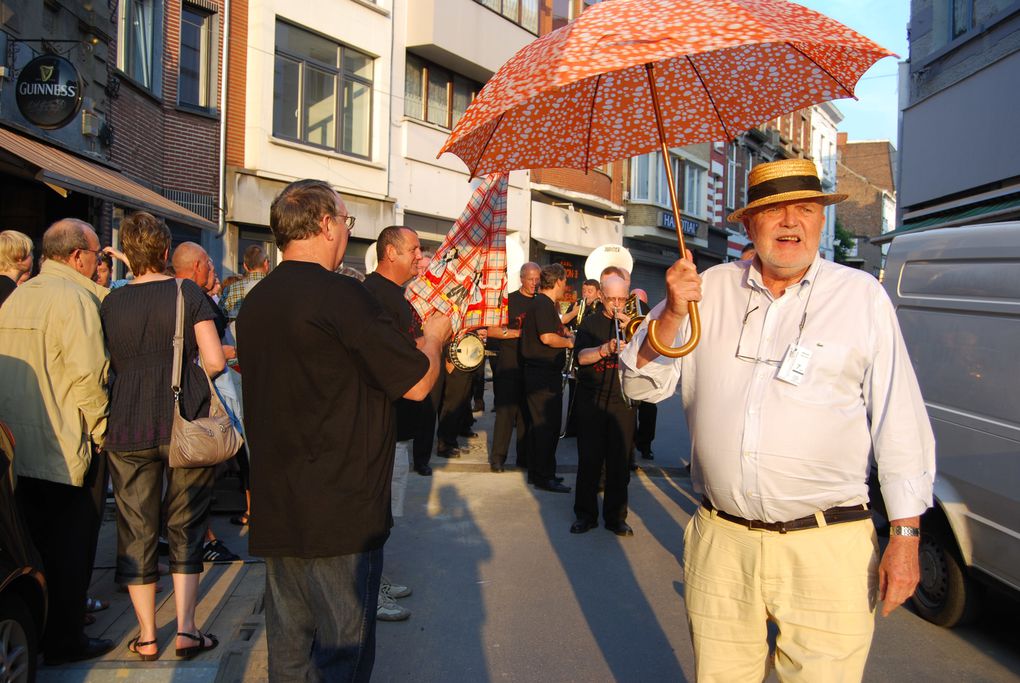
[203,540,241,563]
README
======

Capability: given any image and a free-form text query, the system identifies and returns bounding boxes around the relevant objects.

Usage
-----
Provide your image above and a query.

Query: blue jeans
[265,549,383,682]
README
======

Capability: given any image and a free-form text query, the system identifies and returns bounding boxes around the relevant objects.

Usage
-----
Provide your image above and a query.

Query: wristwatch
[890,525,921,537]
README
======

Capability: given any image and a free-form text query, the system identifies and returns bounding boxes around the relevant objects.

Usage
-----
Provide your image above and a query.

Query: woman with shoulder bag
[99,212,226,661]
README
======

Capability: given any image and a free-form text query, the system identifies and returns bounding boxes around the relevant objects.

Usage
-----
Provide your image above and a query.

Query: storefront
[529,200,625,305]
[225,169,396,276]
[0,126,216,270]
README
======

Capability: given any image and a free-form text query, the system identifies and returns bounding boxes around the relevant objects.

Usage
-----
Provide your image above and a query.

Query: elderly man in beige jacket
[0,218,114,664]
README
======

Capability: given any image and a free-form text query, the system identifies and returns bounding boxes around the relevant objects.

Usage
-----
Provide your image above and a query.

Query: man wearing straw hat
[620,158,935,681]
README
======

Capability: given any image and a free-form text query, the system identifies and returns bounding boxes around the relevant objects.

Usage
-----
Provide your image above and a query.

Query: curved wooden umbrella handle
[647,301,700,358]
[644,62,702,358]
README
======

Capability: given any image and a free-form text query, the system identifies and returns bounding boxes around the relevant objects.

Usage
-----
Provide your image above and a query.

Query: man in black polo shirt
[238,180,451,682]
[520,263,574,493]
[570,275,637,536]
[363,224,425,623]
[486,262,540,472]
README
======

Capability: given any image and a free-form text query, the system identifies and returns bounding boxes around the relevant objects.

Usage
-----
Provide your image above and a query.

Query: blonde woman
[0,229,34,305]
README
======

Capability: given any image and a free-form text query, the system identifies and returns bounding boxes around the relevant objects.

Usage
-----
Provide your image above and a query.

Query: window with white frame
[631,152,679,207]
[476,0,539,33]
[405,54,482,130]
[726,143,737,209]
[273,20,374,158]
[179,4,216,109]
[119,0,157,88]
[683,163,705,218]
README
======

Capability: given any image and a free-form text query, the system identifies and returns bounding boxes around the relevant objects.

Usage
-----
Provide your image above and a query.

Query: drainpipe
[217,0,231,239]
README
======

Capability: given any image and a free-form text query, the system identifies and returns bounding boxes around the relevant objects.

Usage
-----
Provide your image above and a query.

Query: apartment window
[179,4,216,109]
[475,0,539,34]
[683,163,705,218]
[726,144,737,209]
[631,152,679,207]
[951,0,973,39]
[273,21,374,158]
[405,54,481,130]
[118,0,156,88]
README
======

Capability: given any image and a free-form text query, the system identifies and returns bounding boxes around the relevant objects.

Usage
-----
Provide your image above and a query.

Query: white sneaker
[381,575,412,599]
[376,589,411,621]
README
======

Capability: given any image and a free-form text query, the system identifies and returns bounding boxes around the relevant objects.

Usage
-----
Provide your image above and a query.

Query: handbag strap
[171,278,185,399]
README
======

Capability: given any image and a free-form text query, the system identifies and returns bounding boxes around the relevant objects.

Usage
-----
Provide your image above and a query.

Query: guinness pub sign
[16,55,84,130]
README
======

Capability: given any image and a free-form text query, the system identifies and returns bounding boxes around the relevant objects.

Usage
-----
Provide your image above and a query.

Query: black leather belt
[702,499,871,533]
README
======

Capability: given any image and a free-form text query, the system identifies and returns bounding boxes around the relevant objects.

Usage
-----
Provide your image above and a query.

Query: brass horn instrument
[621,293,645,342]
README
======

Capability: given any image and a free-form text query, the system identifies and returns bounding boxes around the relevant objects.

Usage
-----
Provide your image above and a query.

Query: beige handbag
[168,279,243,468]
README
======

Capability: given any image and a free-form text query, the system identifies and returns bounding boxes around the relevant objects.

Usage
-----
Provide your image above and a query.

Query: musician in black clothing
[520,263,574,493]
[570,275,637,535]
[486,262,540,472]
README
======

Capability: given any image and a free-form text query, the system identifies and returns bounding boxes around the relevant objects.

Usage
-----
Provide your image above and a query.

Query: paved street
[38,388,1020,682]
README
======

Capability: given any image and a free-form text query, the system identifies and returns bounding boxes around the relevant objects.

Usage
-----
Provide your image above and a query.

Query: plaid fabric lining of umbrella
[405,173,510,332]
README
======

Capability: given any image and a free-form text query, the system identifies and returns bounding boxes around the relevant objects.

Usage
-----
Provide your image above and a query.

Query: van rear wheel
[911,528,977,627]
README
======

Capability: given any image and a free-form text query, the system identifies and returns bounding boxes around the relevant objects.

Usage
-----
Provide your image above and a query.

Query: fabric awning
[0,126,217,231]
[871,195,1020,245]
[534,238,594,257]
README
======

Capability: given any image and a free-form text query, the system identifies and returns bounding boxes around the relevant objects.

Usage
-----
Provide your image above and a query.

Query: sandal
[84,596,109,612]
[128,636,159,661]
[175,631,218,659]
[229,514,249,526]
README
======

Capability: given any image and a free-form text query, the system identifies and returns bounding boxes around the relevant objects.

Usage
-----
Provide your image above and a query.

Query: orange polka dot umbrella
[439,0,894,356]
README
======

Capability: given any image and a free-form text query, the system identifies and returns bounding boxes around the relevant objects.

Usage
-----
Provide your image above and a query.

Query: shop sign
[15,55,84,130]
[659,211,699,237]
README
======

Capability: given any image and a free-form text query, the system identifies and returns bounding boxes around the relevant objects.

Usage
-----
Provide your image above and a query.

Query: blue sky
[793,0,909,147]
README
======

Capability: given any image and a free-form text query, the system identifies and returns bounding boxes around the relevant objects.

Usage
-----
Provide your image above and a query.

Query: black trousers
[412,369,445,468]
[16,453,107,657]
[491,366,530,468]
[523,366,563,483]
[635,401,658,454]
[108,445,215,584]
[438,366,474,447]
[574,393,635,525]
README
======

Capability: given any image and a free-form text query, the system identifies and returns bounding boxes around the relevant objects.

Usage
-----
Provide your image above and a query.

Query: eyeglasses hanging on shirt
[734,276,819,386]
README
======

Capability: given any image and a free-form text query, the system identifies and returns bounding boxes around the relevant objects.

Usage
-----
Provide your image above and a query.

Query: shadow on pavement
[527,459,692,682]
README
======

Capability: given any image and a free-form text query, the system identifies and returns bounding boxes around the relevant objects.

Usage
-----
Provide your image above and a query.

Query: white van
[882,221,1020,627]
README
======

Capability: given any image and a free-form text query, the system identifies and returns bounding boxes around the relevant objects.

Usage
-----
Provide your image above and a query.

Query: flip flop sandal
[175,631,219,659]
[128,636,159,661]
[84,596,109,612]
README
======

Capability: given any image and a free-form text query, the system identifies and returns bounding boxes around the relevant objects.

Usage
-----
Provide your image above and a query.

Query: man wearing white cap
[620,158,935,682]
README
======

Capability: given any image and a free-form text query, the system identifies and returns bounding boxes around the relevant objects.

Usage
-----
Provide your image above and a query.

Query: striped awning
[0,126,216,231]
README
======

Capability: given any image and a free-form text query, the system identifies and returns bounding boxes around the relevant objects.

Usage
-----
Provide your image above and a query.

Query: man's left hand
[878,518,922,617]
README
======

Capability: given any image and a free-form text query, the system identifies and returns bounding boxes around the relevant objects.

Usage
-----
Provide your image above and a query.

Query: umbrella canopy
[439,0,894,176]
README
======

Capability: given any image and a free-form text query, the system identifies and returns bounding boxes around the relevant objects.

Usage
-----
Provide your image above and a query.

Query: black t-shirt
[362,272,422,442]
[0,276,15,308]
[520,293,565,369]
[565,298,601,331]
[496,290,537,371]
[237,261,429,558]
[574,312,629,407]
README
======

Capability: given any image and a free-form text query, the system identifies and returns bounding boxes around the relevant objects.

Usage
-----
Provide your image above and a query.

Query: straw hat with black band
[727,158,846,224]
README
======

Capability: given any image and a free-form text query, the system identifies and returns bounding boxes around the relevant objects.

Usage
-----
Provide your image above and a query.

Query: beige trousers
[683,506,879,683]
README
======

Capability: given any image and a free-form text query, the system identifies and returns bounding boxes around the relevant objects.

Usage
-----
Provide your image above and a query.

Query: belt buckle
[747,519,785,533]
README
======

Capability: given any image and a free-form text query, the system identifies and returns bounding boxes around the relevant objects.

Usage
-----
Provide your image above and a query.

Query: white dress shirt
[620,257,934,523]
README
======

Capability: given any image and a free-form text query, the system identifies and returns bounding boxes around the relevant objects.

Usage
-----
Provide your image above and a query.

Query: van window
[897,308,1020,426]
[900,260,1020,300]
